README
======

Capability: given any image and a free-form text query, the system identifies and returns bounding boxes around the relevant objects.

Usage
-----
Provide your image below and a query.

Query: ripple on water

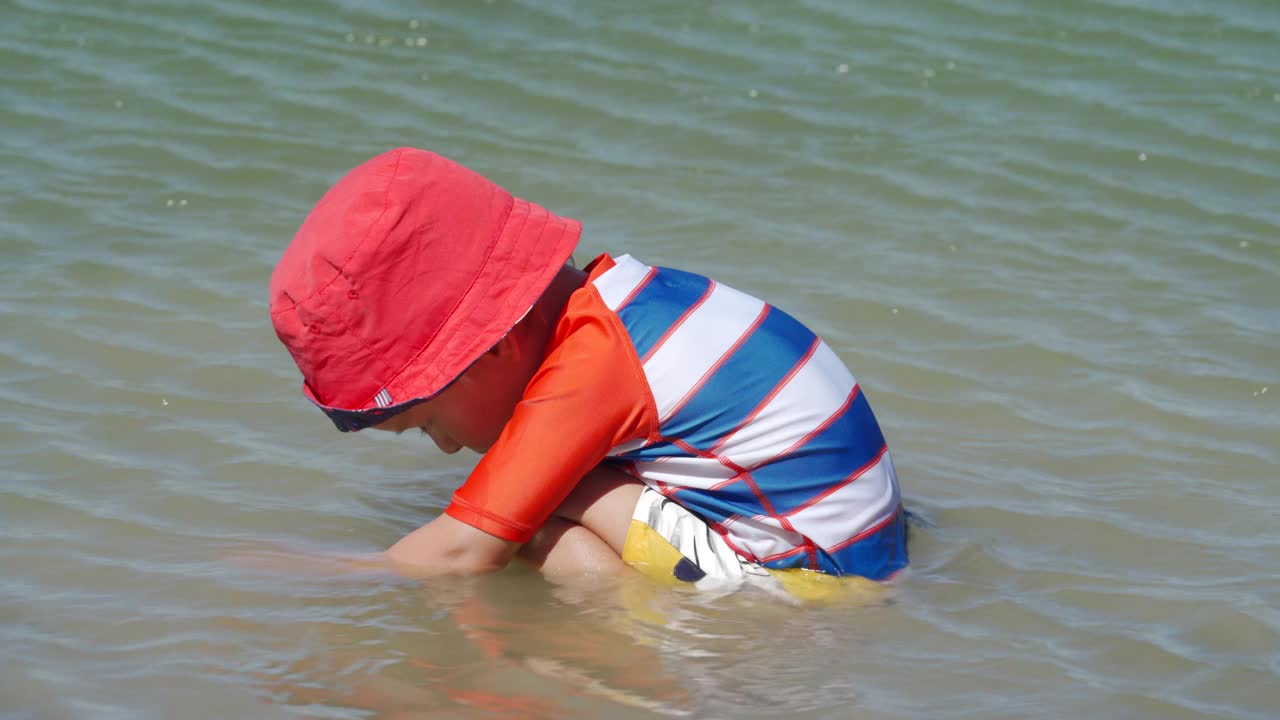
[2,0,1279,718]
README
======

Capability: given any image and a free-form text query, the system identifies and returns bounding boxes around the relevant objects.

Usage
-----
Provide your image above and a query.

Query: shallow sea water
[2,0,1278,718]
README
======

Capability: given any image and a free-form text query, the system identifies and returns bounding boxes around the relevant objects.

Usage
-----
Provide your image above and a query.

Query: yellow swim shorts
[621,487,885,604]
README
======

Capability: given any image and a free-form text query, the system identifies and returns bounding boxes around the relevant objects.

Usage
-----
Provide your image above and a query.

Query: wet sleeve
[444,290,656,542]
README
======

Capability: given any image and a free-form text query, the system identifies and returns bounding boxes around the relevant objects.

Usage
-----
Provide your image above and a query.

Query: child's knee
[519,517,624,577]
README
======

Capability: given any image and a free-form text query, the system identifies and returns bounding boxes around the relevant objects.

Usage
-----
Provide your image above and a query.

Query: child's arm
[385,463,640,578]
[387,464,640,578]
[228,510,620,580]
[384,513,520,576]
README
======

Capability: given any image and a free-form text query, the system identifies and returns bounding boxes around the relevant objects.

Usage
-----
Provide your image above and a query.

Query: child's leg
[553,463,644,555]
[518,516,624,578]
[516,464,644,579]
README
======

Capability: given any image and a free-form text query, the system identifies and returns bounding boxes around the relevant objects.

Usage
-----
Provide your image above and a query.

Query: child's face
[368,343,532,454]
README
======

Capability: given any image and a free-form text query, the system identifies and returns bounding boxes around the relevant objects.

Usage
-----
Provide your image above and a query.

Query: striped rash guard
[446,254,908,581]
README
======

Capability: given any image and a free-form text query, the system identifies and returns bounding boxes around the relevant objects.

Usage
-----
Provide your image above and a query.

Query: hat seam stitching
[315,306,400,410]
[408,192,516,354]
[421,194,523,360]
[377,193,519,398]
[269,149,408,315]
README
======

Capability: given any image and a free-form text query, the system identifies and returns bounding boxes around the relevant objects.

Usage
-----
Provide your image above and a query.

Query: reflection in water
[238,568,896,719]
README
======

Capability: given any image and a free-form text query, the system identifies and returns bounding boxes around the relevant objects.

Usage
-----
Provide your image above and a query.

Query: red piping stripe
[614,266,657,313]
[639,280,716,366]
[827,504,903,553]
[744,384,859,473]
[783,444,887,518]
[706,331,819,456]
[662,303,769,422]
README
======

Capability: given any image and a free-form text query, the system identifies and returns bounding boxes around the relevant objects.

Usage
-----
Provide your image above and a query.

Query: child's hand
[225,542,395,578]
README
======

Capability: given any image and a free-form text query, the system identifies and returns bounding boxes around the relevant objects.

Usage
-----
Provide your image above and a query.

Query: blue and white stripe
[594,254,907,580]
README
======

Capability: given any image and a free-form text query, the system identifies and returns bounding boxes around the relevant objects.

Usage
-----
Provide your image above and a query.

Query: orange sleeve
[444,287,657,542]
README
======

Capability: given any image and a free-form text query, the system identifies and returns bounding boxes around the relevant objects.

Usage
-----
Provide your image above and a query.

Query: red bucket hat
[269,147,580,431]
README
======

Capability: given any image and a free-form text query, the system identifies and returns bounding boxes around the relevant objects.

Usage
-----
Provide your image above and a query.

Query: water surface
[2,0,1278,718]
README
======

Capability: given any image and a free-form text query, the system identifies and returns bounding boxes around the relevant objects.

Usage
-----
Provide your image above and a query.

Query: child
[269,148,908,596]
